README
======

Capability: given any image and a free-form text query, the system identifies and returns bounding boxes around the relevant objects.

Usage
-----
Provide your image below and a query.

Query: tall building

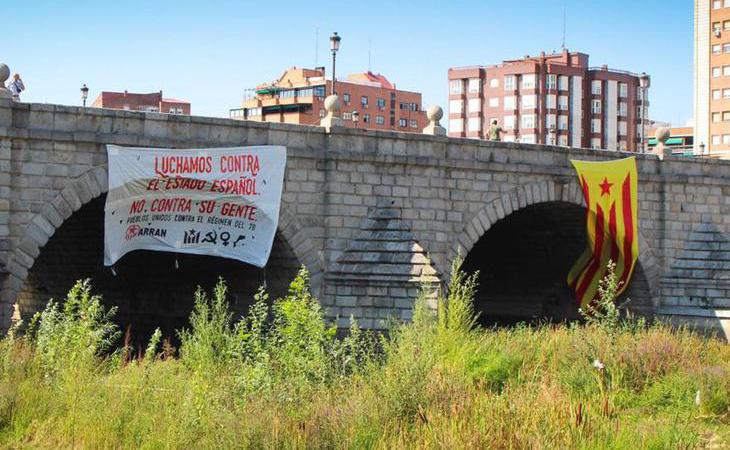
[694,0,730,158]
[91,91,190,115]
[448,50,649,151]
[230,67,427,132]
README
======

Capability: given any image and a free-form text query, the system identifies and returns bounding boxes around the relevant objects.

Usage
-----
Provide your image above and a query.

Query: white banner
[104,145,287,268]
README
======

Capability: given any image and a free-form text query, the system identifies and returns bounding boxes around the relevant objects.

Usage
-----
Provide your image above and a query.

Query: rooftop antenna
[368,38,372,72]
[561,7,567,51]
[314,27,319,67]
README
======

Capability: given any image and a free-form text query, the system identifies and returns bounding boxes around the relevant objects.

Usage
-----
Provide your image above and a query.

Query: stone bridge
[0,100,728,339]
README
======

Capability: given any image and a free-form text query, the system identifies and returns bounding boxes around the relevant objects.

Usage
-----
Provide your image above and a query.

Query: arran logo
[125,224,141,240]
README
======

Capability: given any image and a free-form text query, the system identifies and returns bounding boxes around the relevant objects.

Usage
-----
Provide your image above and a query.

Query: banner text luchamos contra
[104,145,287,267]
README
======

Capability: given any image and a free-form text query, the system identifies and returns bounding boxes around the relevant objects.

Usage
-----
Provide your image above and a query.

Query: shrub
[27,279,120,376]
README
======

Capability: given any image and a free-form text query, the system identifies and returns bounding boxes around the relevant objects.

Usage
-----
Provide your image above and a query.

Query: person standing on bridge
[7,73,24,101]
[488,119,503,141]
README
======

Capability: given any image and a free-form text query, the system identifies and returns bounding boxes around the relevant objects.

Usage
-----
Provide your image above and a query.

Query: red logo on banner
[125,224,141,240]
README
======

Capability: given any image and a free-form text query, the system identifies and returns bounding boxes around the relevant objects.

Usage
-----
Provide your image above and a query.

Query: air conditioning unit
[715,29,722,38]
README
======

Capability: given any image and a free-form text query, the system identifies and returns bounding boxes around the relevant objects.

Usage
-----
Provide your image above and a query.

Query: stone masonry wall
[0,99,728,335]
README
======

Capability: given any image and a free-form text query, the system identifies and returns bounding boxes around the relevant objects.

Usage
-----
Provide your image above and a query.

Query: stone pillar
[0,64,11,100]
[654,127,671,160]
[422,105,446,136]
[319,94,343,133]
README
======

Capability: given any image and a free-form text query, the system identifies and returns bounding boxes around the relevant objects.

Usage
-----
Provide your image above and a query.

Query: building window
[618,121,627,135]
[319,109,326,118]
[546,94,556,109]
[504,75,516,90]
[724,66,730,76]
[591,80,602,95]
[449,99,464,114]
[489,78,499,88]
[410,119,418,128]
[558,75,569,90]
[449,118,463,132]
[619,83,628,98]
[724,134,730,144]
[503,115,515,130]
[591,119,601,133]
[723,111,730,121]
[521,74,536,89]
[468,117,481,132]
[521,94,536,109]
[375,98,385,110]
[712,135,721,145]
[313,86,325,97]
[468,78,481,94]
[360,96,368,108]
[714,0,722,9]
[376,115,384,125]
[504,96,516,110]
[558,95,569,110]
[714,89,722,100]
[714,44,722,54]
[342,112,352,120]
[521,134,536,144]
[343,93,350,104]
[558,115,568,130]
[363,114,370,123]
[725,20,730,30]
[521,114,536,129]
[488,97,499,107]
[546,114,556,129]
[713,112,721,122]
[559,135,569,146]
[591,99,602,114]
[724,89,730,99]
[618,102,628,117]
[591,138,602,149]
[546,74,557,90]
[714,22,722,34]
[468,98,481,113]
[713,67,721,77]
[398,118,407,127]
[449,80,463,94]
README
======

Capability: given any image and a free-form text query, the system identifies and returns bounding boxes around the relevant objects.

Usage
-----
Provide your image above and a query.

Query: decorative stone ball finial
[0,64,11,100]
[654,127,671,161]
[324,94,340,113]
[320,94,343,133]
[423,105,446,136]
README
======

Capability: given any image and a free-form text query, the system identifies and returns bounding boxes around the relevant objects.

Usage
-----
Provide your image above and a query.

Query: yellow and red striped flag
[567,156,639,308]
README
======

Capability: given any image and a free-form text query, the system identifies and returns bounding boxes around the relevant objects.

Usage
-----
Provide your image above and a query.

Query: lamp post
[700,142,706,157]
[329,32,341,96]
[638,72,651,153]
[352,110,359,128]
[80,84,89,107]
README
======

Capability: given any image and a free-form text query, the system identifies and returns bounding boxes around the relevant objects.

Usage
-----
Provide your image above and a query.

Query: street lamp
[352,110,359,128]
[329,32,341,96]
[80,84,89,107]
[638,72,651,153]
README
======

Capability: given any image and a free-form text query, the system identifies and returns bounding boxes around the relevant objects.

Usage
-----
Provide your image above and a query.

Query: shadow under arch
[462,201,653,326]
[444,181,660,325]
[5,168,323,343]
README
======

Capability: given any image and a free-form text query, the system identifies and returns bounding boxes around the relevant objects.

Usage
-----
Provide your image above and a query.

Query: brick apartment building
[694,0,730,158]
[230,67,427,132]
[91,90,191,115]
[447,50,649,151]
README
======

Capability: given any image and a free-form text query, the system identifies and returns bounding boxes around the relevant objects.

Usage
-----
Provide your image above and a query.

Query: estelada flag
[567,156,639,308]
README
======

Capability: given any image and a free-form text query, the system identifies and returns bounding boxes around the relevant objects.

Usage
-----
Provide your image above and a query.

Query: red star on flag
[599,177,613,196]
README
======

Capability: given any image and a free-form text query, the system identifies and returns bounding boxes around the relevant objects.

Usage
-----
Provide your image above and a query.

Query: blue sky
[6,0,692,125]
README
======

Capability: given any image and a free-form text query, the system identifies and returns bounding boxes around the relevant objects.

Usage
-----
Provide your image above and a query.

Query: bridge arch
[3,168,323,339]
[444,180,661,324]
